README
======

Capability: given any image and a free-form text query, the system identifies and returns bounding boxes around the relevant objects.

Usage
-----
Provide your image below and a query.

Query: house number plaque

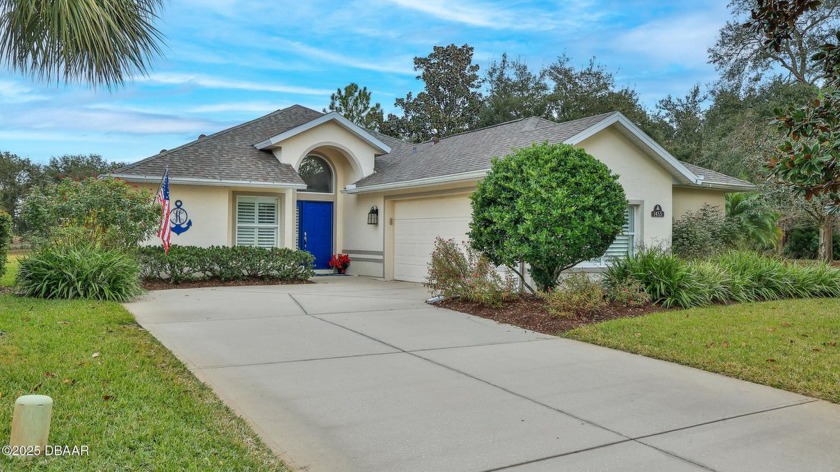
[651,204,665,218]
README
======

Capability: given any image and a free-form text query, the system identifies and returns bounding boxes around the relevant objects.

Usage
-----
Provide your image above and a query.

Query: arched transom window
[299,155,333,193]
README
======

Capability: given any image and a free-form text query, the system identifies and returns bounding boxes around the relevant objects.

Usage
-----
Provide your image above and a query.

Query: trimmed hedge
[138,246,315,283]
[0,211,10,279]
[17,245,143,301]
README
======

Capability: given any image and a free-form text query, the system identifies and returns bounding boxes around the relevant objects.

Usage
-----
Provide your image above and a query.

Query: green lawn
[0,258,288,470]
[1,253,19,288]
[565,298,840,403]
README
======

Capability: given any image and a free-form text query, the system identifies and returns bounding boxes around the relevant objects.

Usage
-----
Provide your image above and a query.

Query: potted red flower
[329,253,351,274]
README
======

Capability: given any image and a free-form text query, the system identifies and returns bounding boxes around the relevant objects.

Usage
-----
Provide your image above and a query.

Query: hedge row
[138,246,315,283]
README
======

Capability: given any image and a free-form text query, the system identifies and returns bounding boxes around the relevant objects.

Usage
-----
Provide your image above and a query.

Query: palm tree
[725,192,782,249]
[0,0,165,88]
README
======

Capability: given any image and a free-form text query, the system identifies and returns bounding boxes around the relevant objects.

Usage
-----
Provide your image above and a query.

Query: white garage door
[393,195,471,282]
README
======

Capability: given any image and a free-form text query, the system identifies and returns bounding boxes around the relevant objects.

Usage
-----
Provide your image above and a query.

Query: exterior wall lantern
[367,206,379,225]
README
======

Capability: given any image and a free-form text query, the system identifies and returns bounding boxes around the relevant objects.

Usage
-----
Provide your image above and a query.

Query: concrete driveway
[125,277,840,472]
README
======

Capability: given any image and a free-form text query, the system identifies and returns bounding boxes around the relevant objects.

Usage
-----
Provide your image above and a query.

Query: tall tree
[543,55,663,139]
[709,0,839,88]
[656,85,707,162]
[324,83,385,131]
[394,44,483,142]
[0,0,166,87]
[745,0,840,261]
[477,53,549,127]
[44,154,126,182]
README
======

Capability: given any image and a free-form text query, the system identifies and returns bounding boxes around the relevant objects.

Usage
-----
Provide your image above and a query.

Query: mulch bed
[141,278,313,291]
[436,295,663,335]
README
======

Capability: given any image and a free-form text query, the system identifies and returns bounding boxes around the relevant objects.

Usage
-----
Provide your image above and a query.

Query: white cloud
[613,12,727,68]
[275,39,415,75]
[10,107,224,135]
[188,101,288,113]
[136,73,333,95]
[379,0,598,31]
[0,80,48,104]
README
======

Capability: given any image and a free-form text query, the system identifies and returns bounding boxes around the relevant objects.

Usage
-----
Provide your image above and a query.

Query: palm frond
[0,0,165,88]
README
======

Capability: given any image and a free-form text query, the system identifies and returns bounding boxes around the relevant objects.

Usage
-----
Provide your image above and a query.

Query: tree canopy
[324,83,385,131]
[469,143,627,291]
[393,44,484,142]
[709,0,839,88]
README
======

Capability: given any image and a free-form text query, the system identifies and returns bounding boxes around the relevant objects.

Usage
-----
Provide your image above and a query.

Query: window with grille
[236,196,279,248]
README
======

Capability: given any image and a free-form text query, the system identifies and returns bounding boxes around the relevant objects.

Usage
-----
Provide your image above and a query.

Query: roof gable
[254,112,391,154]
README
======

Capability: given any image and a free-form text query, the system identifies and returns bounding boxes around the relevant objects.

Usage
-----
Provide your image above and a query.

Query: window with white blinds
[590,206,636,265]
[236,196,279,248]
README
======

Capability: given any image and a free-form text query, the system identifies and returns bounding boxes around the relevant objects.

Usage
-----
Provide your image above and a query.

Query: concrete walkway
[124,277,840,472]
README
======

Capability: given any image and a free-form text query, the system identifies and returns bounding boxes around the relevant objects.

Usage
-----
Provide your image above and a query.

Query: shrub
[0,210,11,279]
[137,245,315,283]
[724,193,781,249]
[17,245,143,301]
[469,142,627,291]
[784,226,840,260]
[605,278,651,307]
[425,237,516,307]
[19,177,158,249]
[546,273,606,318]
[672,205,741,259]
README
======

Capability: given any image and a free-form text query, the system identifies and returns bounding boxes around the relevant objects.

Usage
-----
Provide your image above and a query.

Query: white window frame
[235,196,280,248]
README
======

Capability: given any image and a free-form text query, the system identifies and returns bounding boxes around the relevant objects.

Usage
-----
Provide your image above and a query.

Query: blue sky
[0,0,731,164]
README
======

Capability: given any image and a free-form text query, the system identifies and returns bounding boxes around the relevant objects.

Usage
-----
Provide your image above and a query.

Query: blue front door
[297,201,333,270]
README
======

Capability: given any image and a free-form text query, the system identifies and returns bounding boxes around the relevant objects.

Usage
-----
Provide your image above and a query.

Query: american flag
[156,169,172,254]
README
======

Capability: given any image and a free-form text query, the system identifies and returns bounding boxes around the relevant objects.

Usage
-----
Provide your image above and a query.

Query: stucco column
[284,189,296,249]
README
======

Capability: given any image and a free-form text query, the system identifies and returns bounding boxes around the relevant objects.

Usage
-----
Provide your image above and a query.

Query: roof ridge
[418,117,529,144]
[118,105,322,172]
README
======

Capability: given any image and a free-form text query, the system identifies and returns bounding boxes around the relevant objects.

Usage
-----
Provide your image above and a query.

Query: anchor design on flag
[169,200,192,235]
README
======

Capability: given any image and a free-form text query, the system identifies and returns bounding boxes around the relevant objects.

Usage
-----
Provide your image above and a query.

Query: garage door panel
[393,196,471,283]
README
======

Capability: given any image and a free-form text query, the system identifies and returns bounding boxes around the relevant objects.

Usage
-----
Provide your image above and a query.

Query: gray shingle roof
[115,105,323,185]
[680,163,754,189]
[356,113,616,187]
[114,104,753,192]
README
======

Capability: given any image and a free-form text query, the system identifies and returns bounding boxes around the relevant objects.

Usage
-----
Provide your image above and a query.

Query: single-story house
[113,105,754,282]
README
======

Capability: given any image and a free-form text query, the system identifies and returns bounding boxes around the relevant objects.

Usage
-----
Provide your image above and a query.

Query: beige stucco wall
[270,121,379,182]
[140,183,290,248]
[577,127,675,248]
[673,187,727,218]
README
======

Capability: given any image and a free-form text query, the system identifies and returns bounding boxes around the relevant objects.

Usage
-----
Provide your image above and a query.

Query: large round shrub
[20,177,158,249]
[469,142,627,291]
[17,245,143,301]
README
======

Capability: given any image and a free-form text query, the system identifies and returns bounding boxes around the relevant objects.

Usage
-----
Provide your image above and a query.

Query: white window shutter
[589,207,636,265]
[236,197,279,247]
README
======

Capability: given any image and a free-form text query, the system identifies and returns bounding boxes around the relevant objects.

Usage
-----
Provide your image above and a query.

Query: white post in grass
[8,395,53,456]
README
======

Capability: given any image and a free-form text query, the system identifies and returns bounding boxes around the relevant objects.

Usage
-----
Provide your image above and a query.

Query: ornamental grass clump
[17,245,143,301]
[606,248,840,309]
[604,247,707,309]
